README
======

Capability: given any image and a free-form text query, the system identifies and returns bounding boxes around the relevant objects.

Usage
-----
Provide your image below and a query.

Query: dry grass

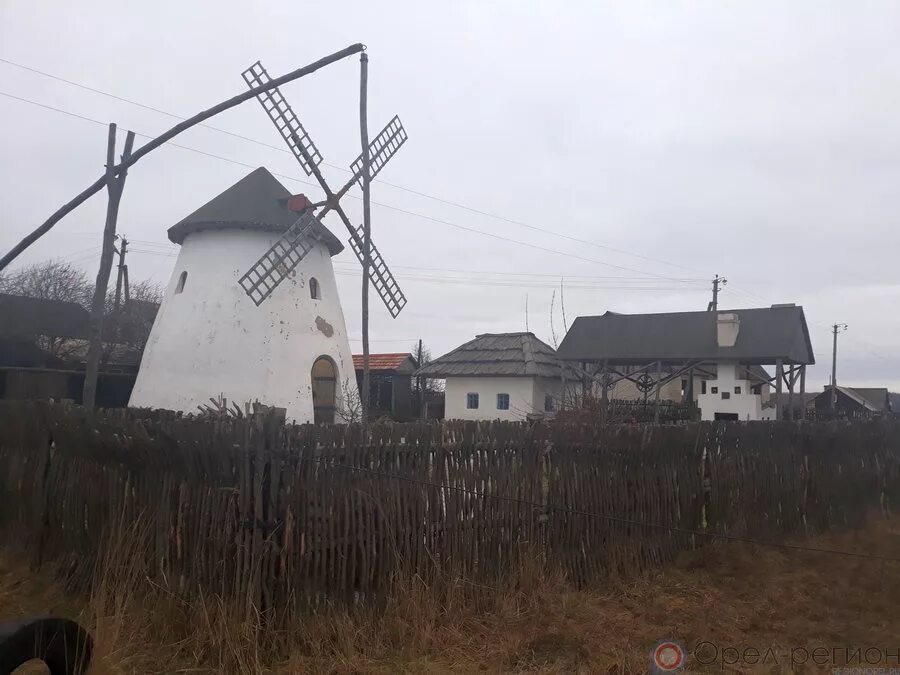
[3,518,900,673]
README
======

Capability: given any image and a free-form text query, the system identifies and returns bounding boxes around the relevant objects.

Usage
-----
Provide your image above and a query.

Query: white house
[415,332,562,421]
[129,167,358,423]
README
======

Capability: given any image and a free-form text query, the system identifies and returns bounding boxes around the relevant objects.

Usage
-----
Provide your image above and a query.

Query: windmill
[237,60,408,318]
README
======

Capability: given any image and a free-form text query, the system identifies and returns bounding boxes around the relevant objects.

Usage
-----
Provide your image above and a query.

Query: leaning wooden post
[83,126,135,411]
[359,51,372,422]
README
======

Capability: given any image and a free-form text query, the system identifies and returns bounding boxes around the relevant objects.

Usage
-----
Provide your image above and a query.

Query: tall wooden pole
[417,338,424,418]
[83,126,135,410]
[359,51,372,421]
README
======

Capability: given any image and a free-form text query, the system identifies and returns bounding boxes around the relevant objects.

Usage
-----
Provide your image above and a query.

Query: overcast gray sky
[2,1,898,390]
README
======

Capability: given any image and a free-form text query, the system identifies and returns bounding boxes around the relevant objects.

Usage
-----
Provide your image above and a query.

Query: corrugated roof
[352,353,417,372]
[167,167,344,256]
[0,293,90,340]
[415,332,561,378]
[557,306,814,366]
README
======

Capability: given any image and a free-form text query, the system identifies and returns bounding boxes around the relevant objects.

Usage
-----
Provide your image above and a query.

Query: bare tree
[107,279,163,351]
[335,377,364,424]
[0,259,93,307]
[0,259,93,359]
[0,258,163,359]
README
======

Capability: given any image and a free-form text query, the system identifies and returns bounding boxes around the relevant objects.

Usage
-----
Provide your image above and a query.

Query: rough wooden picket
[0,402,896,617]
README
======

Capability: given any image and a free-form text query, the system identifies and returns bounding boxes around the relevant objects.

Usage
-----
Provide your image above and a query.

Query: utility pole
[831,323,848,411]
[83,125,135,412]
[708,274,727,311]
[359,51,372,422]
[416,338,424,419]
[112,236,128,317]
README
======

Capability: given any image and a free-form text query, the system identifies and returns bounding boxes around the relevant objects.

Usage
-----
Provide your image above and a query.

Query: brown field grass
[3,517,900,673]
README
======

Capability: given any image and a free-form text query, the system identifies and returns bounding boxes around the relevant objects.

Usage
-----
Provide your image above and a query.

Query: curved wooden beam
[0,43,365,271]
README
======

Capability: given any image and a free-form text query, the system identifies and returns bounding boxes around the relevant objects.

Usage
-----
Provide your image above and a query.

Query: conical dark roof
[167,167,343,256]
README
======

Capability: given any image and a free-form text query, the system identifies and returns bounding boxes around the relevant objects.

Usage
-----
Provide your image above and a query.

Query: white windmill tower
[130,60,408,423]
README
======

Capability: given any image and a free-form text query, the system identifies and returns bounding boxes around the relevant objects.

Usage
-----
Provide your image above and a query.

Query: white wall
[444,376,539,421]
[129,228,358,423]
[696,362,763,421]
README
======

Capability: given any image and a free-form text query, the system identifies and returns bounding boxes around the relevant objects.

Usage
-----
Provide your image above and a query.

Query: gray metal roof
[557,306,814,366]
[415,332,561,378]
[167,167,344,256]
[849,387,891,412]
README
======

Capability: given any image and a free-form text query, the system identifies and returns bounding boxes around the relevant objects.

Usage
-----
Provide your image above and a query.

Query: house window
[701,381,707,395]
[309,277,321,300]
[497,393,510,410]
[466,392,479,409]
[711,386,718,394]
[681,379,688,395]
[752,385,761,395]
[545,395,555,412]
[734,386,742,395]
[175,270,188,294]
[722,391,731,400]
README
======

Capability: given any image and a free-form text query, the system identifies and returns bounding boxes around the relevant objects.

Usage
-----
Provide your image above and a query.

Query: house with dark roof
[415,333,562,421]
[352,353,418,420]
[557,305,815,421]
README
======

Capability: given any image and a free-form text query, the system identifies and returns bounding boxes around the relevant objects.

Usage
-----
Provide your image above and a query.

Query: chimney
[286,194,312,213]
[716,312,740,348]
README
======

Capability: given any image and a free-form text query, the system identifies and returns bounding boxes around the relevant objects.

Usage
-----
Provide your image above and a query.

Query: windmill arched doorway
[311,356,337,424]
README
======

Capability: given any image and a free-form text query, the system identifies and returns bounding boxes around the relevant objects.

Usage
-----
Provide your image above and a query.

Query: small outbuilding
[415,332,562,421]
[353,353,418,420]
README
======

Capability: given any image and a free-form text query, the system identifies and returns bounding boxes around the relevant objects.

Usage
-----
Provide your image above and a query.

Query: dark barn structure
[354,353,418,420]
[0,293,149,406]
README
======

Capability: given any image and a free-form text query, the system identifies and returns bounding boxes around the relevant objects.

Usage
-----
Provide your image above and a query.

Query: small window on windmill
[309,277,321,300]
[175,271,187,294]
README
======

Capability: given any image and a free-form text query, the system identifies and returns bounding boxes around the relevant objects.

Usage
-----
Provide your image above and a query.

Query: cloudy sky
[2,1,898,390]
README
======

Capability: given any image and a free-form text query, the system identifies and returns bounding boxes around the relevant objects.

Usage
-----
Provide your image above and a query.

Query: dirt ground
[3,517,900,673]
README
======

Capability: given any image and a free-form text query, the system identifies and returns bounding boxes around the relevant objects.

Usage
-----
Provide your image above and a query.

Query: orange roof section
[352,353,415,372]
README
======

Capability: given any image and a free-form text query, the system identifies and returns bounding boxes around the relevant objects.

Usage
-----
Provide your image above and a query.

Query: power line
[0,56,710,276]
[311,455,900,563]
[0,89,702,283]
[122,238,705,282]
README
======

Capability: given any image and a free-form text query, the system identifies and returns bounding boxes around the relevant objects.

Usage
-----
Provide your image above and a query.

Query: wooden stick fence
[0,402,897,617]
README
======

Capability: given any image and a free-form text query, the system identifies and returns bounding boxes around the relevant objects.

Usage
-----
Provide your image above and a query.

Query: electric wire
[0,89,706,284]
[0,56,710,275]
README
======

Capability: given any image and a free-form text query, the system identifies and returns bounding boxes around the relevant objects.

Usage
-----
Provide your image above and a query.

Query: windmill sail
[348,225,407,318]
[349,116,407,186]
[238,211,317,306]
[242,61,323,176]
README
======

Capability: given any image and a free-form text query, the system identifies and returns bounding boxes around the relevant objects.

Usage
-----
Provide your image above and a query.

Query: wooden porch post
[653,361,662,424]
[775,358,784,421]
[786,365,795,421]
[799,364,806,421]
